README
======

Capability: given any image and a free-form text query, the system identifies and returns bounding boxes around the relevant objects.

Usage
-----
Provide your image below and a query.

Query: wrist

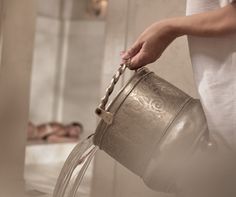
[162,17,186,38]
[170,17,188,37]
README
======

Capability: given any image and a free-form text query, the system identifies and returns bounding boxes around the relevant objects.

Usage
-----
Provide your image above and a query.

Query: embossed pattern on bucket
[94,67,209,192]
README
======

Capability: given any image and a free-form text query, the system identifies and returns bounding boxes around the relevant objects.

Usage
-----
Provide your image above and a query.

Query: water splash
[53,134,98,197]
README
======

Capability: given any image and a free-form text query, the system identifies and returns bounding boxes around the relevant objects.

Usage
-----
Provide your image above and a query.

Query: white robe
[186,0,236,148]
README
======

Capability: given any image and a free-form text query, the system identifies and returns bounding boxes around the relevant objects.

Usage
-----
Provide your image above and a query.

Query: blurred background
[0,0,198,196]
[25,0,107,196]
[29,0,107,141]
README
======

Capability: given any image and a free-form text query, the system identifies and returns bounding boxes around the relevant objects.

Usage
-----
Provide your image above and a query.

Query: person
[46,122,83,143]
[27,121,83,143]
[122,0,236,147]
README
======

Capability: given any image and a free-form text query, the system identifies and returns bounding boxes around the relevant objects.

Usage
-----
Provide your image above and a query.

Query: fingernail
[120,59,125,64]
[129,60,136,70]
[122,54,130,59]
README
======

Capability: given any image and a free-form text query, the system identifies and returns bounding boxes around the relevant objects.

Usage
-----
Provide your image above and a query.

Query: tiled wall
[62,20,105,135]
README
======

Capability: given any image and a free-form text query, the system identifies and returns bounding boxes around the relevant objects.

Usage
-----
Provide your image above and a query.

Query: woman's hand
[121,20,179,70]
[122,2,236,70]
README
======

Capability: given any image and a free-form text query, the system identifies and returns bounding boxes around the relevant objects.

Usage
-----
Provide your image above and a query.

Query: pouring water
[53,135,98,197]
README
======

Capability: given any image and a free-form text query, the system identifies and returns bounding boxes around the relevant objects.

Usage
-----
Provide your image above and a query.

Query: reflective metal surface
[94,68,209,192]
[143,99,208,192]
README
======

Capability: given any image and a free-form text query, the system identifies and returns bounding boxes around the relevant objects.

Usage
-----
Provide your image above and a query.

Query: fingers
[129,43,157,70]
[129,51,150,70]
[121,42,157,70]
[122,41,143,60]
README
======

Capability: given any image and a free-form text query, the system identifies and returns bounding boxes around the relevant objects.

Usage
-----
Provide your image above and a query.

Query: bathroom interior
[0,0,200,196]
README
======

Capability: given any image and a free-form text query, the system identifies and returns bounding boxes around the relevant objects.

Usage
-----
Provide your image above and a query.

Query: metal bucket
[94,64,209,193]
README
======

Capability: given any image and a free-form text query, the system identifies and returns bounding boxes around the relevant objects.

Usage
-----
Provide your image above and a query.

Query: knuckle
[129,47,137,54]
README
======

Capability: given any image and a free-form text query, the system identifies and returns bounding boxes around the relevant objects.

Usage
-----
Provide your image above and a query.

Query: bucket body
[94,68,209,192]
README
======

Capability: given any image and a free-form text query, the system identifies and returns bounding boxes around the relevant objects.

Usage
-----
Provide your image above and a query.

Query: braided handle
[95,63,128,116]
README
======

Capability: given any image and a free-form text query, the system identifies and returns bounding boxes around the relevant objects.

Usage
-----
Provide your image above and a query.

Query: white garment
[186,0,236,147]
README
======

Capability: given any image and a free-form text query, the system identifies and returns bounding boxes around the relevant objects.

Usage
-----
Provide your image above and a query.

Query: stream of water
[53,134,98,197]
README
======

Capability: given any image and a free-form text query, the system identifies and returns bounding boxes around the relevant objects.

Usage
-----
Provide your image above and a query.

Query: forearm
[122,2,236,69]
[170,2,236,37]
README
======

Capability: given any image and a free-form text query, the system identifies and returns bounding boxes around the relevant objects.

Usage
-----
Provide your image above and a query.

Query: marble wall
[37,0,106,20]
[36,0,87,20]
[30,16,60,123]
[30,0,106,137]
[62,20,105,135]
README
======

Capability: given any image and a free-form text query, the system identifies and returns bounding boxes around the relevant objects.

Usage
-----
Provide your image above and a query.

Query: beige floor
[24,143,93,197]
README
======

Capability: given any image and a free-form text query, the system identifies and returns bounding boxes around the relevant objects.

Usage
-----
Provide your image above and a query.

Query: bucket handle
[95,63,128,124]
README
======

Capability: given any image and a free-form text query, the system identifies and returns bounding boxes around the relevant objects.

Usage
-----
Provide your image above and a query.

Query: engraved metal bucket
[94,64,209,193]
